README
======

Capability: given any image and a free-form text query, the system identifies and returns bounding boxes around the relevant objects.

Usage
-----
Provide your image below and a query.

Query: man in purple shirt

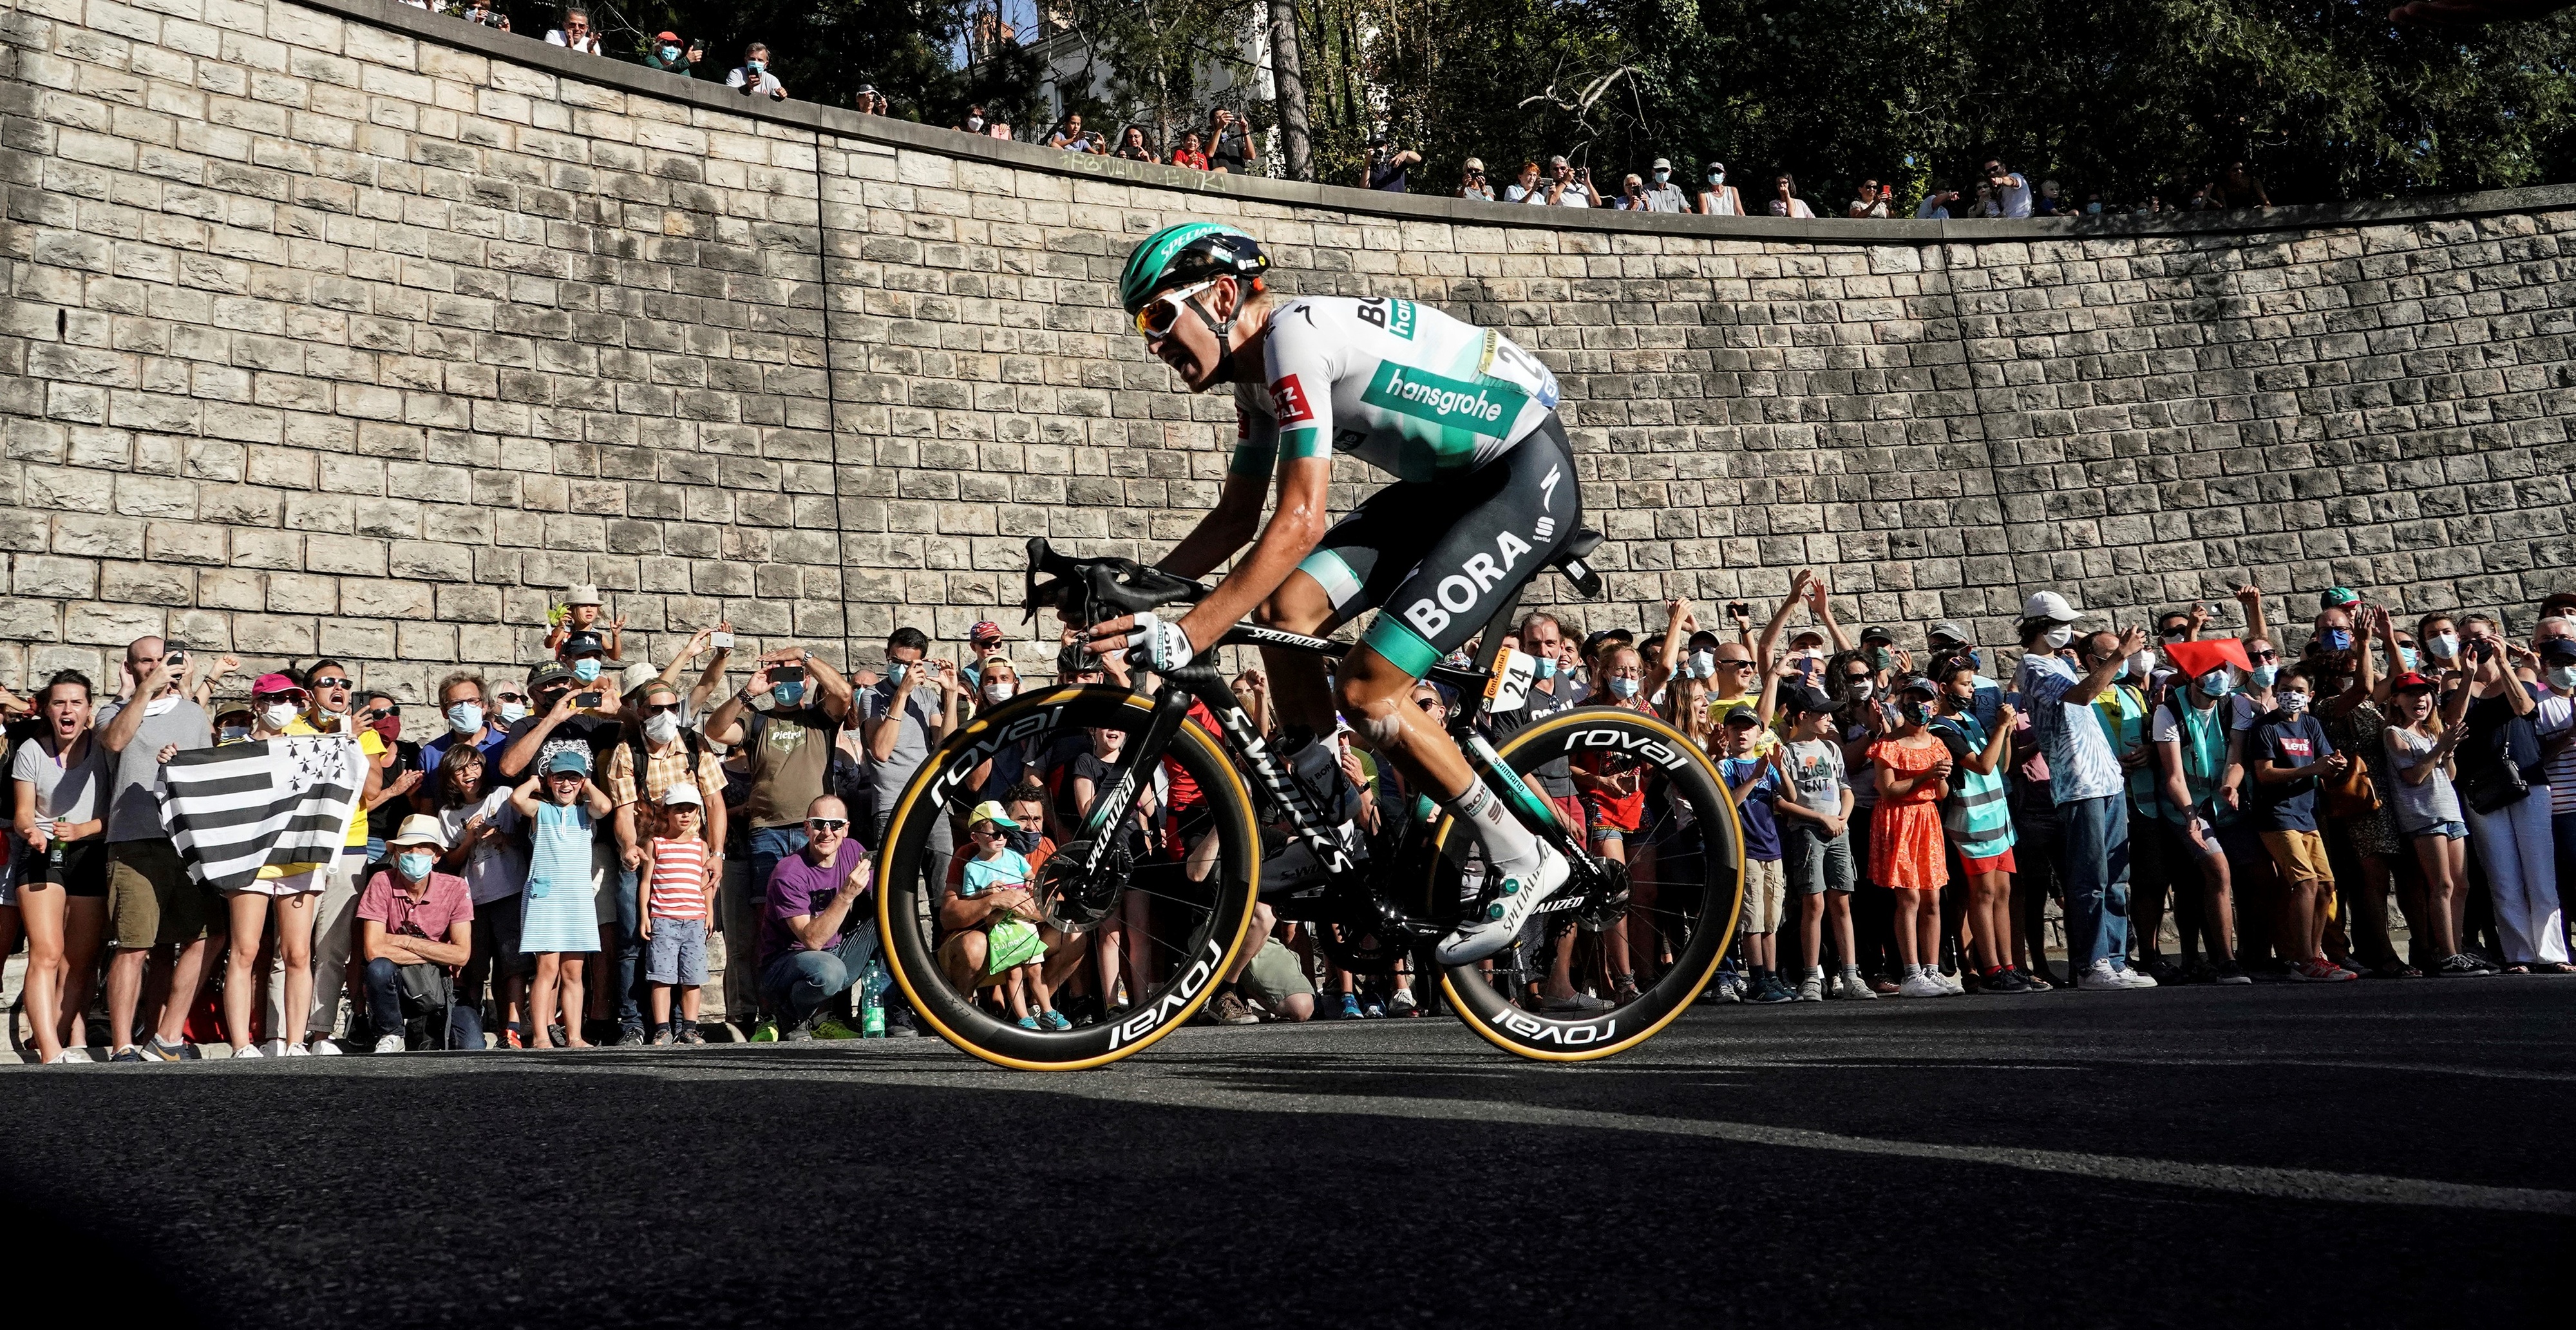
[759,795,877,1038]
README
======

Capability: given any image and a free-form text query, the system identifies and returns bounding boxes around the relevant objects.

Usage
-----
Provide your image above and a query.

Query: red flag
[2163,638,2252,678]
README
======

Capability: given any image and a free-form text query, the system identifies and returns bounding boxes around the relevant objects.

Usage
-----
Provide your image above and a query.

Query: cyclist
[1085,221,1583,964]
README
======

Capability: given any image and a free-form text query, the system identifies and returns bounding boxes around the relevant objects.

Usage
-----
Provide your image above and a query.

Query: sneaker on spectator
[1336,993,1363,1020]
[1795,972,1824,1002]
[139,1035,191,1062]
[1711,970,1744,1003]
[307,1038,342,1056]
[1016,1015,1039,1029]
[2436,953,2492,976]
[749,1019,781,1043]
[2018,965,2056,991]
[229,1043,263,1059]
[2211,961,2253,985]
[1039,1009,1072,1031]
[1544,991,1613,1014]
[260,1038,288,1058]
[884,1009,923,1038]
[1899,970,1948,998]
[1833,968,1877,1000]
[650,1025,676,1047]
[2248,957,2295,982]
[1936,968,1965,996]
[1388,988,1418,1016]
[2293,958,2356,982]
[372,1034,406,1054]
[679,1021,706,1045]
[813,1018,862,1040]
[1982,968,2032,994]
[2076,959,2135,991]
[2146,958,2185,985]
[109,1047,146,1063]
[1204,991,1258,1025]
[2116,965,2158,989]
[281,1040,312,1057]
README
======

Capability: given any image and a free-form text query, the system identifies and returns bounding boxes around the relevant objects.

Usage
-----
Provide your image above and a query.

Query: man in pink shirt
[359,815,477,1051]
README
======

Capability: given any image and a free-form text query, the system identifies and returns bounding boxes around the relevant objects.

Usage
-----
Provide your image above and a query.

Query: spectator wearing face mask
[357,815,477,1052]
[1698,161,1743,215]
[2450,632,2571,973]
[422,671,509,774]
[703,645,860,1032]
[2015,594,2157,991]
[604,680,729,1041]
[545,6,603,53]
[643,32,701,77]
[1637,157,1689,212]
[726,43,788,100]
[2152,641,2252,983]
[1913,183,1960,219]
[2237,664,2356,980]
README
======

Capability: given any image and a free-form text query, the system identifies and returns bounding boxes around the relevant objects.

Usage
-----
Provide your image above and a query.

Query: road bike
[873,534,1745,1070]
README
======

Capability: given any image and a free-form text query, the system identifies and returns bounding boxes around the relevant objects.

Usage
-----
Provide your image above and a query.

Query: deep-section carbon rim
[876,685,1262,1070]
[1428,708,1744,1061]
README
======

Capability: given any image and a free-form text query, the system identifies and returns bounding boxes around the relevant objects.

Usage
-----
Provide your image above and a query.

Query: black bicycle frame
[1066,583,1580,910]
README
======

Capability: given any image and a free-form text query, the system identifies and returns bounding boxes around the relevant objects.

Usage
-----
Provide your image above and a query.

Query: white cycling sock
[1446,782,1546,884]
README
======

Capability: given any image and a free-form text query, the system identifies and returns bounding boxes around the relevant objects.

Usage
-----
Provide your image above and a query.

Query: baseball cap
[2389,671,2438,693]
[560,629,607,658]
[1582,627,1633,656]
[2541,638,2576,665]
[2022,591,2081,623]
[1719,704,1763,728]
[1651,157,1672,170]
[661,782,704,808]
[1927,620,1969,647]
[251,672,305,698]
[545,747,591,775]
[527,660,574,690]
[563,584,603,607]
[619,661,660,696]
[1895,674,1938,698]
[967,800,1018,829]
[654,30,678,41]
[970,620,1004,645]
[1777,682,1830,718]
[2321,587,2360,608]
[1788,628,1826,648]
[1860,624,1895,645]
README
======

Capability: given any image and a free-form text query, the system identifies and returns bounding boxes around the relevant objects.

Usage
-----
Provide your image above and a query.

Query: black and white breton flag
[156,737,366,893]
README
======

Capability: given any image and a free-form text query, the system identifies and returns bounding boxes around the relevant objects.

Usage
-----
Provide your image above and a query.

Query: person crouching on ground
[954,801,1068,1031]
[357,815,477,1051]
[643,783,717,1045]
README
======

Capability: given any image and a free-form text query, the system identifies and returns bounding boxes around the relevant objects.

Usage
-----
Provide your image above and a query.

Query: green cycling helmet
[1119,222,1270,316]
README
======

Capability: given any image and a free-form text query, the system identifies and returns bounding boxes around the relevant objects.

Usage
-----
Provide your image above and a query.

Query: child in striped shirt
[641,783,717,1045]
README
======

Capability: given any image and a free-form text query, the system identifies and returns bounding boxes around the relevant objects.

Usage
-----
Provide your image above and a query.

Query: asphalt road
[3,979,2570,1327]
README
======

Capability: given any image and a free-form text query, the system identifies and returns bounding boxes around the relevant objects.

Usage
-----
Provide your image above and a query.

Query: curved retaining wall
[3,0,2573,705]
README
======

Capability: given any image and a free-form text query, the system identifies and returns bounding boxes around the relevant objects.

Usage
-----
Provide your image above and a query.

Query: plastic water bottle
[859,956,888,1038]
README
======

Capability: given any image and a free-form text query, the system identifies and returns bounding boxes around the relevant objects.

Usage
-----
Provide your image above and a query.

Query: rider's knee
[1332,676,1406,752]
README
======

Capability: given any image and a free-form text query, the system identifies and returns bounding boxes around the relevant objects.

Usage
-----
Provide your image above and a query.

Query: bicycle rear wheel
[875,685,1263,1070]
[1423,708,1743,1061]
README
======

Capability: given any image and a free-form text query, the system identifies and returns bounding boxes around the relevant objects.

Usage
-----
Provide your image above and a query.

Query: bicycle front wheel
[1423,708,1744,1061]
[875,685,1263,1070]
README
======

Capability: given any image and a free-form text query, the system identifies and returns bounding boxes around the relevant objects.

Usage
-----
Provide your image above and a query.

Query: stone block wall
[3,0,2571,724]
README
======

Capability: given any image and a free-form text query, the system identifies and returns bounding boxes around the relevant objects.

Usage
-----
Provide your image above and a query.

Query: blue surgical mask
[1607,676,1640,699]
[660,44,680,61]
[2322,628,2353,652]
[1532,656,1557,680]
[397,851,435,880]
[2249,663,2278,689]
[571,658,602,683]
[886,661,909,687]
[2550,665,2576,692]
[773,681,806,707]
[498,699,529,725]
[2398,647,2420,671]
[1653,169,1671,183]
[445,702,484,735]
[2196,668,2231,695]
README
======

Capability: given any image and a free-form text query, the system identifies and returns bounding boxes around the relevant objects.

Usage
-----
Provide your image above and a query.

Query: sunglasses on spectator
[641,701,683,717]
[2160,625,2190,639]
[1133,279,1217,339]
[1716,658,1753,670]
[2249,649,2280,661]
[806,817,849,833]
[365,704,398,719]
[494,691,527,703]
[254,690,308,705]
[311,676,352,689]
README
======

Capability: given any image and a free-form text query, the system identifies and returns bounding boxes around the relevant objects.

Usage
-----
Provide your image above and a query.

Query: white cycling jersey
[1231,296,1562,484]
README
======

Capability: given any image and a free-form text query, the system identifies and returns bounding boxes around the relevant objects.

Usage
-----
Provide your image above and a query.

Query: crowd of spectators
[8,569,2568,1058]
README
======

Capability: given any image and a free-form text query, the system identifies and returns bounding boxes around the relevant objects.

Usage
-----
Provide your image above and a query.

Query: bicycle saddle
[1023,537,1211,625]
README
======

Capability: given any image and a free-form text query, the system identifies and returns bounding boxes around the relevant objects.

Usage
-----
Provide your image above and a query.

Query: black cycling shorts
[1294,414,1582,679]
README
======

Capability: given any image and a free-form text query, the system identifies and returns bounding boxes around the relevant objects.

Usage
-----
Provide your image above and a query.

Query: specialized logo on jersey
[1361,364,1527,437]
[1271,374,1316,425]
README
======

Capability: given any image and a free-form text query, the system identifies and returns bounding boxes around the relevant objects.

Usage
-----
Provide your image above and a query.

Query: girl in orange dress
[1869,677,1955,996]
